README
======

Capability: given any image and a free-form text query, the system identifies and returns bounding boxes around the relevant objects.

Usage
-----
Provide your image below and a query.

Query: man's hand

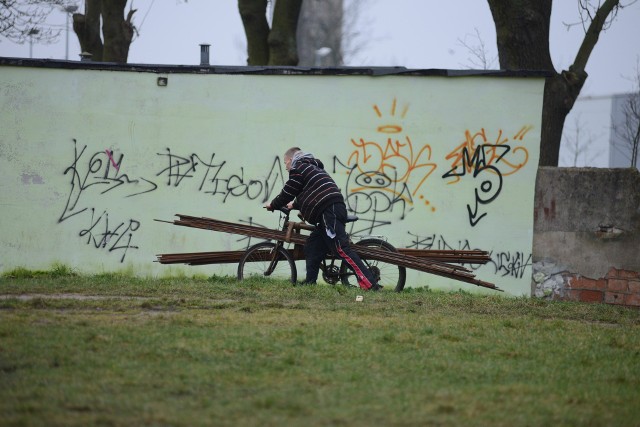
[264,203,273,211]
[286,201,294,210]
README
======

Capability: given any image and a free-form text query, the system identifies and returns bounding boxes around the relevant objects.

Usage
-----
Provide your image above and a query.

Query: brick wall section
[560,268,640,307]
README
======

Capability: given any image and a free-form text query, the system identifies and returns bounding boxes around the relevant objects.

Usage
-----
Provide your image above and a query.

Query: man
[265,147,379,290]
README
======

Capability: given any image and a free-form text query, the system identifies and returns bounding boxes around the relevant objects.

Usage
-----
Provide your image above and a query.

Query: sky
[0,0,639,97]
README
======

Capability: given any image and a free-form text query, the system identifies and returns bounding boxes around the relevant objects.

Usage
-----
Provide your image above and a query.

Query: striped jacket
[270,157,344,224]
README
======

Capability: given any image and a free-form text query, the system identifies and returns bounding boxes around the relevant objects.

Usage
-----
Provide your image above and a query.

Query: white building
[560,92,640,169]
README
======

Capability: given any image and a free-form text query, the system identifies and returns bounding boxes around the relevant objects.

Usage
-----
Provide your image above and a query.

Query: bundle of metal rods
[353,245,499,290]
[155,214,501,291]
[397,248,491,264]
[156,250,247,266]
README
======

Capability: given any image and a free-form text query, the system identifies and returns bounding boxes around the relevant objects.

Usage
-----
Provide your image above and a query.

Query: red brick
[606,267,619,279]
[605,292,626,305]
[563,289,581,302]
[568,276,597,290]
[629,281,640,294]
[594,279,608,290]
[608,279,629,292]
[581,277,598,290]
[580,290,603,303]
[618,270,640,279]
[624,294,640,307]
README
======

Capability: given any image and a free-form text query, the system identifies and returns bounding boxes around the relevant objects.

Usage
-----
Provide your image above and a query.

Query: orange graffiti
[346,98,437,207]
[444,126,531,184]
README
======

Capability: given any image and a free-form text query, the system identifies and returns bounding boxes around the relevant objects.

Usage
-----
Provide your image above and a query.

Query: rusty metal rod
[397,248,491,264]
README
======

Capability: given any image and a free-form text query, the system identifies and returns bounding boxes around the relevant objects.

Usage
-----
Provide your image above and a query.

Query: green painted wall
[0,65,545,295]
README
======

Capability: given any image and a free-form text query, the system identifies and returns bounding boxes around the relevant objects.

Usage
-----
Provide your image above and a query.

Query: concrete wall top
[533,167,640,278]
[534,167,640,233]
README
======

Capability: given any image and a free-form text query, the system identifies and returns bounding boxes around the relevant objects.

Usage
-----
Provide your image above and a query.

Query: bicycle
[236,207,406,291]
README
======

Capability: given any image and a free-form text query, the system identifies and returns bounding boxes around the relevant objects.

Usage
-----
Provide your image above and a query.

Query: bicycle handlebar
[265,205,291,215]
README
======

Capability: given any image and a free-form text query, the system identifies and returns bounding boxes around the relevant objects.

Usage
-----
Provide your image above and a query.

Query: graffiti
[407,231,473,252]
[487,251,532,279]
[105,149,120,171]
[406,232,532,278]
[60,139,157,223]
[442,127,532,226]
[331,98,438,235]
[155,149,285,203]
[155,149,205,187]
[58,139,154,262]
[58,142,287,261]
[442,144,505,226]
[79,208,140,263]
[348,98,438,206]
[331,157,396,235]
[444,127,531,183]
[332,102,534,230]
[347,135,438,199]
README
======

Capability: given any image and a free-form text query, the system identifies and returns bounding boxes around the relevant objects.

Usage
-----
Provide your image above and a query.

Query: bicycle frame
[266,208,378,285]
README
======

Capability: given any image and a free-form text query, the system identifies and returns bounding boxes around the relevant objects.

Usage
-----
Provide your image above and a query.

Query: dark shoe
[370,283,383,292]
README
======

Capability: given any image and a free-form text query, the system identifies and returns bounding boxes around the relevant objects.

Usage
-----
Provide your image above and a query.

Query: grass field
[1,267,639,426]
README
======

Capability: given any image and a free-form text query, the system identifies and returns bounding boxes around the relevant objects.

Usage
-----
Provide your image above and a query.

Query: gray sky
[1,1,638,97]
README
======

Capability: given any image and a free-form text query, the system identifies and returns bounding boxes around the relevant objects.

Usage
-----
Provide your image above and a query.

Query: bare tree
[612,60,640,168]
[240,0,370,67]
[561,114,599,166]
[296,0,343,66]
[71,0,136,63]
[340,0,372,65]
[457,27,498,70]
[296,0,371,67]
[0,0,68,44]
[238,0,303,66]
[486,0,635,166]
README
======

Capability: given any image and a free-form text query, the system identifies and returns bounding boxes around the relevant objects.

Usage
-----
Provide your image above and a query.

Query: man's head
[284,146,301,171]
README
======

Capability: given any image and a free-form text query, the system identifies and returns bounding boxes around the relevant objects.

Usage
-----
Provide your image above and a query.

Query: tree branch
[572,0,620,72]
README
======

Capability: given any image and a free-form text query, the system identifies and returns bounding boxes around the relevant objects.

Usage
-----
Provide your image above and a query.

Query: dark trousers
[304,203,376,289]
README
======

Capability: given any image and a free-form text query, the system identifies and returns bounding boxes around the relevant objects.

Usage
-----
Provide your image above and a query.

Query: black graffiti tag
[78,208,141,263]
[60,139,157,223]
[407,231,532,278]
[442,144,509,227]
[332,157,413,236]
[57,139,154,263]
[156,149,285,204]
[487,251,532,279]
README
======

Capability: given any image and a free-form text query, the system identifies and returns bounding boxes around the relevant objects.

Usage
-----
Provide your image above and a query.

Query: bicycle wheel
[237,242,297,283]
[339,239,406,292]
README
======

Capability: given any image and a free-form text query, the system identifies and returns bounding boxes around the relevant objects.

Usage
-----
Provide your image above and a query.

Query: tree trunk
[101,0,135,63]
[487,0,554,70]
[487,0,559,165]
[268,0,302,65]
[540,70,587,165]
[73,0,103,61]
[238,0,302,66]
[487,0,619,166]
[238,0,270,65]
